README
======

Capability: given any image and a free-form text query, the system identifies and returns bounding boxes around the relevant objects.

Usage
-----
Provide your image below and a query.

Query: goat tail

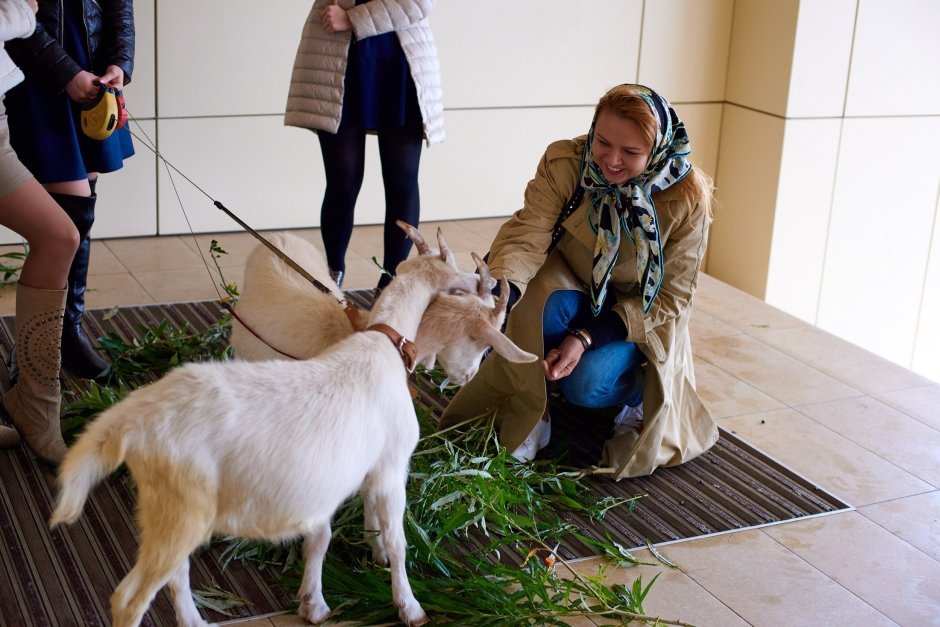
[49,408,128,529]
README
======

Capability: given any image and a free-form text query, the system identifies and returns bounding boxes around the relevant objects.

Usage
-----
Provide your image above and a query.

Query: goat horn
[436,228,457,269]
[494,277,509,321]
[471,252,495,298]
[397,220,431,256]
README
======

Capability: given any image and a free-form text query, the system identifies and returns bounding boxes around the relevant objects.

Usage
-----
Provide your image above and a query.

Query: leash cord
[123,113,362,358]
[124,115,340,301]
[125,116,417,378]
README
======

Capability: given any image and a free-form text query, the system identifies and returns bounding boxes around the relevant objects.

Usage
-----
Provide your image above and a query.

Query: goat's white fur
[49,226,535,627]
[231,230,532,384]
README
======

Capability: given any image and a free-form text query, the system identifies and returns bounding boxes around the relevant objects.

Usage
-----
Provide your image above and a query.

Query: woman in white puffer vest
[285,0,443,293]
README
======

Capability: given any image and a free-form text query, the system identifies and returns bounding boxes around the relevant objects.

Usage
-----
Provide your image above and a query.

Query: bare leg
[0,177,79,289]
[43,177,92,197]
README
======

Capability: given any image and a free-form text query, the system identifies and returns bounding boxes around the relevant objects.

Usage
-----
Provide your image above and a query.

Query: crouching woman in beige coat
[439,84,718,479]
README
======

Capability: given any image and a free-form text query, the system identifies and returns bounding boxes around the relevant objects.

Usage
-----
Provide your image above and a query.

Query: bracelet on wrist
[567,327,592,351]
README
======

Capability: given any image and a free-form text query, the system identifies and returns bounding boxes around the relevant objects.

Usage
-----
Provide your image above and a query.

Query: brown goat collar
[367,323,418,373]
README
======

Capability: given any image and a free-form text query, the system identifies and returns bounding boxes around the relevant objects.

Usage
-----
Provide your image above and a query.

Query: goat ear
[471,252,498,297]
[481,326,538,363]
[436,228,458,269]
[397,220,432,256]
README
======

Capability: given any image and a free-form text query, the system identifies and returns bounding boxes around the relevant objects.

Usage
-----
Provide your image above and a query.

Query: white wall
[1,0,728,244]
[710,0,940,382]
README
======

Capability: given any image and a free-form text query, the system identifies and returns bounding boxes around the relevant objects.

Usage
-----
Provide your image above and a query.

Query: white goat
[49,226,536,627]
[231,226,511,385]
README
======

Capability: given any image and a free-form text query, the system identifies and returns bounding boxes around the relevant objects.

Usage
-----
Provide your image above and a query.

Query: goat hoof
[371,546,389,566]
[299,599,331,624]
[399,602,428,627]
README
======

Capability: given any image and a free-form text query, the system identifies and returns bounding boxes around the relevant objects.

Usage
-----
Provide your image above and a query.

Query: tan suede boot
[1,283,68,464]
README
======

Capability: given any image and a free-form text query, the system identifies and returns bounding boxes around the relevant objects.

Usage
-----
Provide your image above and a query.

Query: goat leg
[166,558,209,627]
[362,486,389,565]
[370,475,428,627]
[298,522,333,624]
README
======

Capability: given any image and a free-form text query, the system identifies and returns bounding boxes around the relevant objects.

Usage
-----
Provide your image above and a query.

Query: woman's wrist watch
[567,327,593,351]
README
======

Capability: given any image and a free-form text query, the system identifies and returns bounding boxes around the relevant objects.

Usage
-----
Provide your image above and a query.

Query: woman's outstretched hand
[543,336,585,381]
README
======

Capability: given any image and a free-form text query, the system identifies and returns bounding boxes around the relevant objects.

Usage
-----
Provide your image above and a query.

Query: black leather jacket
[6,0,134,94]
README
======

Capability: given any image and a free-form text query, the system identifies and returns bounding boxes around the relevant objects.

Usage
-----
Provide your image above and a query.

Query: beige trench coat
[439,138,718,479]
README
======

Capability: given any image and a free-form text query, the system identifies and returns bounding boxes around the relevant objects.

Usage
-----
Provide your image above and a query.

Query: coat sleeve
[613,194,710,359]
[0,0,35,43]
[348,0,433,39]
[486,141,580,295]
[100,0,135,83]
[5,5,80,93]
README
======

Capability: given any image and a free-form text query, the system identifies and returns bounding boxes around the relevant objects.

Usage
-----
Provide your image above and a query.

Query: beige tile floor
[2,218,938,626]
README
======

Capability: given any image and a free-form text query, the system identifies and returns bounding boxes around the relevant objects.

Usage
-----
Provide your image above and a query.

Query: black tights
[317,123,423,288]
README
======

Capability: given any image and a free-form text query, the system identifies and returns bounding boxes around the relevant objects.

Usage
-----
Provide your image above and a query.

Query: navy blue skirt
[4,0,133,183]
[340,24,422,131]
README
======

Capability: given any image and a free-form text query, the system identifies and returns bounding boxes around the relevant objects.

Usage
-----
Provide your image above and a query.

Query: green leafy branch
[0,245,28,284]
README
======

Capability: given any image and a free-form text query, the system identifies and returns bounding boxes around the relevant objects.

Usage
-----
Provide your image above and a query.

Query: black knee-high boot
[53,192,110,380]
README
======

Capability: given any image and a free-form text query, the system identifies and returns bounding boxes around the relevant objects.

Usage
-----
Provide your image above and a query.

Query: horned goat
[49,225,536,627]
[231,224,512,385]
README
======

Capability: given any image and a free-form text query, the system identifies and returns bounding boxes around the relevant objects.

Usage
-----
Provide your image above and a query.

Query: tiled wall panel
[639,0,733,104]
[157,0,313,117]
[911,194,940,382]
[844,0,940,117]
[126,0,156,119]
[157,117,322,235]
[785,0,855,118]
[709,105,785,297]
[675,103,723,181]
[764,118,841,321]
[87,121,159,239]
[816,117,940,365]
[724,0,799,116]
[420,107,592,222]
[434,0,642,109]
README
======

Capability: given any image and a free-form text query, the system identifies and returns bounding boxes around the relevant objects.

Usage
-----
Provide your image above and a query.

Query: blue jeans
[542,290,644,409]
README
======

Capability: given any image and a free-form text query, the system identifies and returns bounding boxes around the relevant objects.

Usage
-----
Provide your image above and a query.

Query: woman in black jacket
[5,0,134,382]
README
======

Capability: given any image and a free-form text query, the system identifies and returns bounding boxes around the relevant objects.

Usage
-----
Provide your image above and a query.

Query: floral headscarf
[581,84,691,315]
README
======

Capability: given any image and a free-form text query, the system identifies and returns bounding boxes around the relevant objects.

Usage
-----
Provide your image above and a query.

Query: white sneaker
[612,402,643,435]
[510,412,551,462]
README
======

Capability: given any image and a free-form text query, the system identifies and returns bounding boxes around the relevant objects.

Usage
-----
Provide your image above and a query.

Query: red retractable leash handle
[114,89,128,129]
